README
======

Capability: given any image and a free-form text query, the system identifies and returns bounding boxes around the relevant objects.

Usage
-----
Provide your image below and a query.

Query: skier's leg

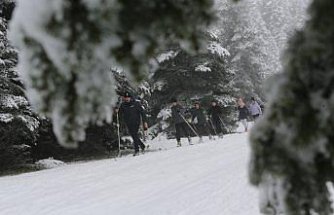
[175,123,182,146]
[204,123,212,139]
[128,125,143,153]
[181,122,192,144]
[214,119,222,134]
[241,119,248,132]
[196,124,204,142]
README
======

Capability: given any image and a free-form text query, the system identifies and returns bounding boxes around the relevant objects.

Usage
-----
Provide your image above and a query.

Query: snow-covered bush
[250,0,334,214]
[9,0,215,148]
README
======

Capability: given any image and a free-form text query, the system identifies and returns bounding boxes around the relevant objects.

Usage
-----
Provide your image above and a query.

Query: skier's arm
[207,108,212,117]
[257,103,262,115]
[136,102,148,128]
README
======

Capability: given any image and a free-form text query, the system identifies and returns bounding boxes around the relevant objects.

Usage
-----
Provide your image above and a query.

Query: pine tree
[150,33,237,133]
[250,0,334,214]
[217,0,280,100]
[0,3,39,171]
[9,0,215,147]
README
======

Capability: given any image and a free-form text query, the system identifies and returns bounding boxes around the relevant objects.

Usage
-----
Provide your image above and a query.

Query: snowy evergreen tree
[215,0,310,100]
[250,0,334,214]
[216,0,279,100]
[9,0,215,148]
[0,2,39,171]
[151,33,237,134]
[259,0,310,52]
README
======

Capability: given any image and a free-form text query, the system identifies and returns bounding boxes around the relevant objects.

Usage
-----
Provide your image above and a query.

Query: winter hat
[123,91,132,97]
[211,99,217,103]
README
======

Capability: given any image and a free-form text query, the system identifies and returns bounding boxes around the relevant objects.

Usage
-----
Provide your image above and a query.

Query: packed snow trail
[0,133,260,215]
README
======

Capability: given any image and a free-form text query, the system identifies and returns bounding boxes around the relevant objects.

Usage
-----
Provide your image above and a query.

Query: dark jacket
[171,104,187,124]
[238,106,249,120]
[190,107,207,125]
[208,105,222,121]
[119,100,147,127]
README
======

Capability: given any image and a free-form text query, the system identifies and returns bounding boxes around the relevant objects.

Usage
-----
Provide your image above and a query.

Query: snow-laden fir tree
[259,0,310,52]
[0,3,39,171]
[216,0,310,100]
[250,0,334,214]
[216,0,279,100]
[9,0,215,148]
[151,32,237,134]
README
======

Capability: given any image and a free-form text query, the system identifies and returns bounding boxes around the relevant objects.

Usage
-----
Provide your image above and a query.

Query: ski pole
[208,117,218,136]
[179,113,200,137]
[141,118,147,143]
[218,116,228,133]
[116,112,122,157]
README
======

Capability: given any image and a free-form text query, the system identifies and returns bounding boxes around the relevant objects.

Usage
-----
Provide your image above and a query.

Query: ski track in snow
[0,133,260,215]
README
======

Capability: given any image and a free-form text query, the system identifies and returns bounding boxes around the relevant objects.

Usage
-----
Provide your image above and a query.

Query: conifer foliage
[250,0,334,214]
[9,0,215,148]
[0,2,39,171]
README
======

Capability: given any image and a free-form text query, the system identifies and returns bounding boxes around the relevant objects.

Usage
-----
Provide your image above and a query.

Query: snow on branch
[207,42,230,58]
[156,51,179,63]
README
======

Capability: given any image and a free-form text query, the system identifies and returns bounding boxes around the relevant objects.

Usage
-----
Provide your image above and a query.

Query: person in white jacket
[248,97,262,120]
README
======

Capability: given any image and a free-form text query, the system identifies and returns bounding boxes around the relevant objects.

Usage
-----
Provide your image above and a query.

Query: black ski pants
[194,123,211,137]
[212,118,223,134]
[126,123,145,152]
[175,122,190,142]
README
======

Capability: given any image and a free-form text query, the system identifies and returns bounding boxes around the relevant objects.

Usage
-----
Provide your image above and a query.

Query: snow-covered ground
[0,133,260,215]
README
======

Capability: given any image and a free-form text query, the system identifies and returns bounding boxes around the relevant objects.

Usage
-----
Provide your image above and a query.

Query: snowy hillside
[0,133,260,215]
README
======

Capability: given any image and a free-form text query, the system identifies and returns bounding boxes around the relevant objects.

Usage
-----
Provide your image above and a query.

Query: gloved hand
[143,122,148,130]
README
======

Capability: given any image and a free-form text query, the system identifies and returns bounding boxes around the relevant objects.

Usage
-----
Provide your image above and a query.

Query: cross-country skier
[237,97,249,132]
[190,101,212,142]
[170,98,192,147]
[116,92,148,156]
[248,97,262,120]
[207,100,224,138]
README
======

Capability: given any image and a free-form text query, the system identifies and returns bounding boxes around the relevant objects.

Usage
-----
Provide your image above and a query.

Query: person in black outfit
[190,101,212,142]
[207,100,224,138]
[117,92,148,156]
[237,97,249,132]
[170,98,191,147]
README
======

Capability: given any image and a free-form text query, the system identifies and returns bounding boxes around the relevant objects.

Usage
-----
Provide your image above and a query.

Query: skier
[190,101,212,142]
[237,97,249,132]
[207,99,224,138]
[249,97,262,120]
[170,98,192,147]
[116,92,148,156]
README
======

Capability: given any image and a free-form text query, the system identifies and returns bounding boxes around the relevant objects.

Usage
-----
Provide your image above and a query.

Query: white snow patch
[0,113,14,123]
[207,41,230,58]
[35,158,65,170]
[156,51,179,63]
[0,133,260,215]
[0,95,28,109]
[195,64,211,72]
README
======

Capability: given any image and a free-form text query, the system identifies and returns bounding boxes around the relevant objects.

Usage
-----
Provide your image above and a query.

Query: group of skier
[170,98,225,147]
[236,97,263,132]
[114,91,263,156]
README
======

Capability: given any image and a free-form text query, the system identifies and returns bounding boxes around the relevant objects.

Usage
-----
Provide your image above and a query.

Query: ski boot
[188,137,193,145]
[177,141,182,147]
[140,145,146,154]
[198,137,203,144]
[133,150,140,156]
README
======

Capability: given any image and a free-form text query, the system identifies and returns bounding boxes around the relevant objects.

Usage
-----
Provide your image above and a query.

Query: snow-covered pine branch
[9,0,215,148]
